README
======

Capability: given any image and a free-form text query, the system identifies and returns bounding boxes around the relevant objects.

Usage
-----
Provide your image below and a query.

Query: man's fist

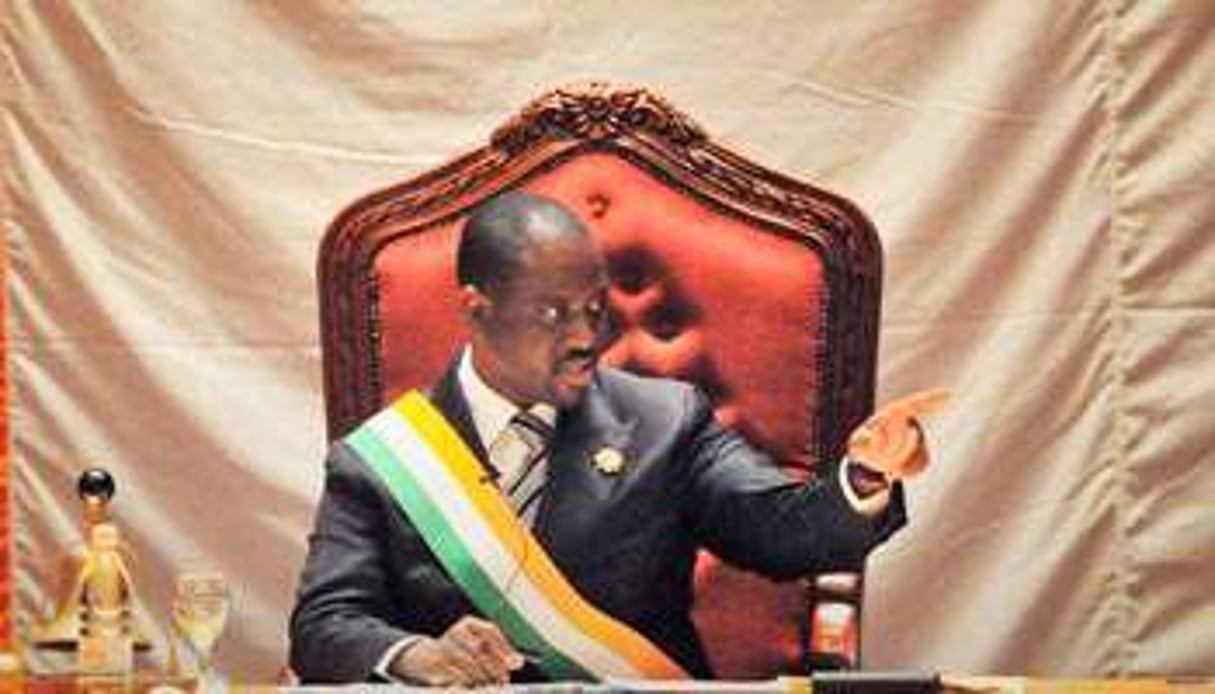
[391,615,525,687]
[847,389,949,481]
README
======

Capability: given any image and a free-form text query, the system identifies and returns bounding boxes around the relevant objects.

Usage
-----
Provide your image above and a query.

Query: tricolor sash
[343,390,688,682]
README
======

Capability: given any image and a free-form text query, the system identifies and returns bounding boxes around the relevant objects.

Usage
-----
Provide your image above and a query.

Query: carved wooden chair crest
[318,83,882,677]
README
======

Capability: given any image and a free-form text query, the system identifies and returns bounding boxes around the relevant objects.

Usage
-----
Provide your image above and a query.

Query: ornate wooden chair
[317,83,883,677]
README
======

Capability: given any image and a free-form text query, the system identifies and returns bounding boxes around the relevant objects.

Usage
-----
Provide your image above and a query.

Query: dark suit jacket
[289,363,906,683]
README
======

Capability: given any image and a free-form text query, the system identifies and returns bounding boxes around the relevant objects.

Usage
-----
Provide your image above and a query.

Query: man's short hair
[456,192,588,295]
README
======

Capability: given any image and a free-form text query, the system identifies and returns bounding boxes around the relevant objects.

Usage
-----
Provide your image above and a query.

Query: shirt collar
[457,347,557,448]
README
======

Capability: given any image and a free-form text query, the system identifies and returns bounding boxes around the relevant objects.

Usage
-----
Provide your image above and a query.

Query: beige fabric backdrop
[3,0,1212,681]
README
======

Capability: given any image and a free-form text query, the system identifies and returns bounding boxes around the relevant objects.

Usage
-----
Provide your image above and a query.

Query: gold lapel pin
[591,447,625,476]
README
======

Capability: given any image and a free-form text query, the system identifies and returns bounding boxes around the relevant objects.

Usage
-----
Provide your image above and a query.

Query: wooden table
[0,673,1209,692]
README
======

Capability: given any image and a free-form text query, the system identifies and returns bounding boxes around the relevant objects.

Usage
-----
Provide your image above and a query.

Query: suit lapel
[535,371,636,550]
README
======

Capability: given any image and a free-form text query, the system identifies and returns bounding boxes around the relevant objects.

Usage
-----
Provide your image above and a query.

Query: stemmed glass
[170,571,230,690]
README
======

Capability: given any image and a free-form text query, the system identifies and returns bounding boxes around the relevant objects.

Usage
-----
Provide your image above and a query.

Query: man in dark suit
[290,192,931,686]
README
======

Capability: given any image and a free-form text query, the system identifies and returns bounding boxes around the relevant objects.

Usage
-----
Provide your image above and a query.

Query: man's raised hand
[847,389,950,481]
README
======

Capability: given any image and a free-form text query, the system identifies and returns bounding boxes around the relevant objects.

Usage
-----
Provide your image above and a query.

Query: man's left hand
[847,389,949,481]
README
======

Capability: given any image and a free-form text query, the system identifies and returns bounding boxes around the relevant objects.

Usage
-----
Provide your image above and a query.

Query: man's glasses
[527,294,608,333]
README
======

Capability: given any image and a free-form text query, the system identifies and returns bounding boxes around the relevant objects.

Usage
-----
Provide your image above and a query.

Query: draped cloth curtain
[2,1,1212,681]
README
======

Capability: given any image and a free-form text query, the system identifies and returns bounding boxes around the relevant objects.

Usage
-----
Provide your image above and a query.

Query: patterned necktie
[490,410,554,525]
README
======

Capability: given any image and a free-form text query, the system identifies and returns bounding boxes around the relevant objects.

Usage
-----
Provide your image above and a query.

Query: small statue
[33,469,150,663]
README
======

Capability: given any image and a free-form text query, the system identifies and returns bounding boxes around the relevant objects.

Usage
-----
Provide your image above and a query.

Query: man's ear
[459,284,490,326]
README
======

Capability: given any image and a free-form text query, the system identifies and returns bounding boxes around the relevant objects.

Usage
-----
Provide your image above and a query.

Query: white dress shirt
[456,347,557,481]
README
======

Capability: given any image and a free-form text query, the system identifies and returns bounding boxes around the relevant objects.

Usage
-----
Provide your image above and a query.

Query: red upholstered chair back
[318,85,882,677]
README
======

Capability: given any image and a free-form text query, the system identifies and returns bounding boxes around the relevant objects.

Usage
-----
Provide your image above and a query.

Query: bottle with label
[803,572,861,671]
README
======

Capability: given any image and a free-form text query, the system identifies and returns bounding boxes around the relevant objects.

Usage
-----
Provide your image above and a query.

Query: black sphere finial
[77,468,116,502]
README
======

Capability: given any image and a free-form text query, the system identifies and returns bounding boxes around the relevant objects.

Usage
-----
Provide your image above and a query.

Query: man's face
[468,232,610,409]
